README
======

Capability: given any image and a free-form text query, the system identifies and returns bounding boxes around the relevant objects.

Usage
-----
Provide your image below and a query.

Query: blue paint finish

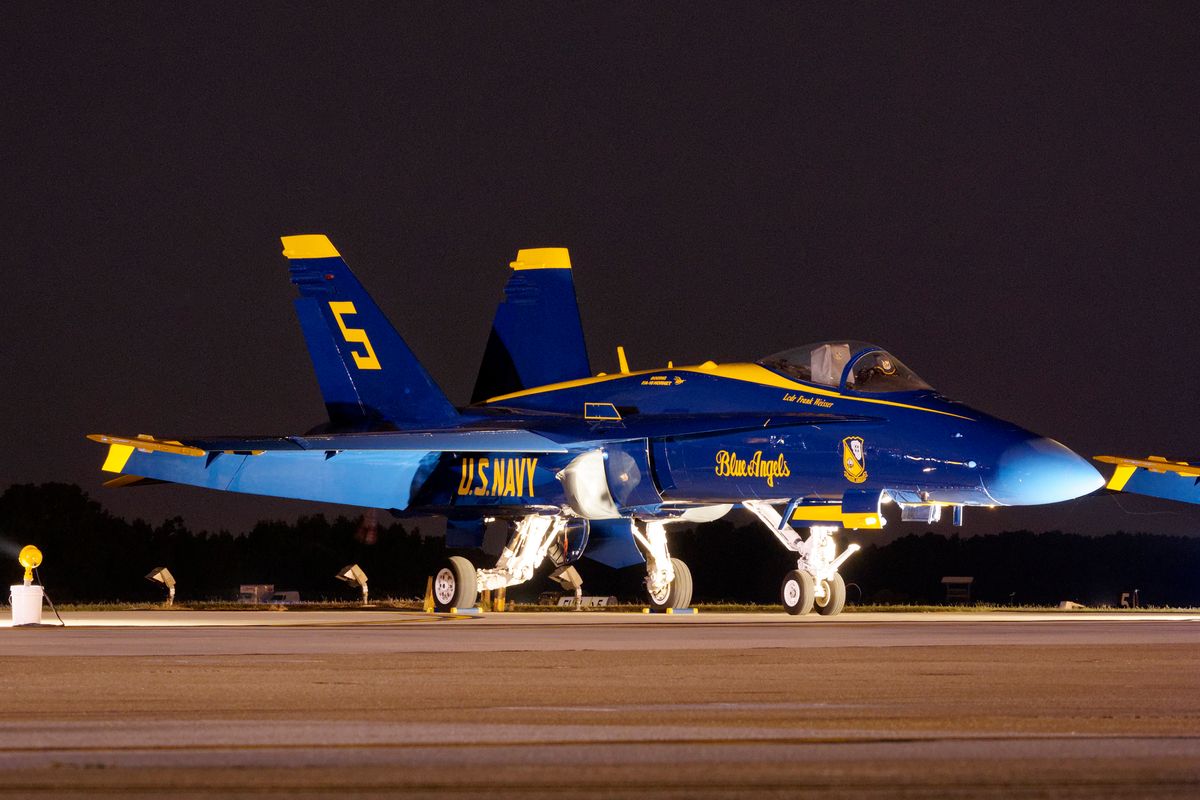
[289,253,458,428]
[981,437,1105,505]
[1117,467,1200,505]
[584,519,646,568]
[472,266,590,403]
[118,448,429,509]
[445,518,486,549]
[95,236,1135,573]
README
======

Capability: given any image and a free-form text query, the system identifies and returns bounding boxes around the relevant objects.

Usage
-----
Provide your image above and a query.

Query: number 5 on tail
[329,301,381,370]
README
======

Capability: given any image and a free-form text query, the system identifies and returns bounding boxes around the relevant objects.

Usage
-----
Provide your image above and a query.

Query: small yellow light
[18,545,42,583]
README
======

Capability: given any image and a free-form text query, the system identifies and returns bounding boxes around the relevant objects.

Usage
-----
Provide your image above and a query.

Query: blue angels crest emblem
[842,436,867,483]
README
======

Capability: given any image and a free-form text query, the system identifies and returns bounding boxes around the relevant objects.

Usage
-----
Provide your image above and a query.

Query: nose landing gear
[781,569,814,615]
[746,501,860,617]
[814,572,846,616]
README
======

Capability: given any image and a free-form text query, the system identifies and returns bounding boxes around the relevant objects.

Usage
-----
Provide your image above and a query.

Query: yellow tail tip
[510,247,571,270]
[281,234,340,259]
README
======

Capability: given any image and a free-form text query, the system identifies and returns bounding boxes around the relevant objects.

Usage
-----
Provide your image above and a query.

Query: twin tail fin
[282,234,458,430]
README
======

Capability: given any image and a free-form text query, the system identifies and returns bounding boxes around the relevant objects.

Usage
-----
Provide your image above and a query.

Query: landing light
[18,545,42,585]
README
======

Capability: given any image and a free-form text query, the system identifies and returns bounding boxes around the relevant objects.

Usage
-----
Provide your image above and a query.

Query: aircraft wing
[88,429,570,455]
[1094,455,1200,505]
[87,429,568,511]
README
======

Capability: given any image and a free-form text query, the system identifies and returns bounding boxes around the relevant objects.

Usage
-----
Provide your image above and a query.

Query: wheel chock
[449,606,483,615]
[641,607,698,615]
[422,576,435,613]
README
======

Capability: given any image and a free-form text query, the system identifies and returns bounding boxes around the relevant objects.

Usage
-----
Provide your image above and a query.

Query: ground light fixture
[11,545,45,625]
[18,545,42,585]
[335,564,369,605]
[145,567,176,606]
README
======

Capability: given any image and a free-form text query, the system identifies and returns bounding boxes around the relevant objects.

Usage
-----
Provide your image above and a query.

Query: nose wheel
[781,570,814,615]
[814,573,846,615]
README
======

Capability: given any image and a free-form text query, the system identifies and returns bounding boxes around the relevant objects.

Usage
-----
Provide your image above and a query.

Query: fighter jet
[89,235,1194,614]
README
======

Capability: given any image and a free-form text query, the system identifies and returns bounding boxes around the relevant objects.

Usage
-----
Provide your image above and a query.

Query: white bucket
[9,585,44,626]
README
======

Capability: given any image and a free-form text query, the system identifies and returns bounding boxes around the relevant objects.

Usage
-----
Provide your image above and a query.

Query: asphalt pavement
[0,610,1196,798]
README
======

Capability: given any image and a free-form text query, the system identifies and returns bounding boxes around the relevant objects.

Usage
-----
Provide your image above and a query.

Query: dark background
[3,2,1199,537]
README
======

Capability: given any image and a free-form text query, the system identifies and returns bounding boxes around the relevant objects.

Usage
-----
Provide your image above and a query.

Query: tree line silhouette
[2,483,1197,606]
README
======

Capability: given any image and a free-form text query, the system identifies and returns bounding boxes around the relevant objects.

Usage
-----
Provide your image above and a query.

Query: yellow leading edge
[1094,454,1200,492]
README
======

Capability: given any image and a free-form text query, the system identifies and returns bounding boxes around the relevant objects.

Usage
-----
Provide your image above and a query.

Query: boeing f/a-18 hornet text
[90,236,1200,614]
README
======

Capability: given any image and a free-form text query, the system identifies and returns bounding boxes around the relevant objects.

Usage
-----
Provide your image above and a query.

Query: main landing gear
[432,515,698,613]
[432,515,570,612]
[631,520,693,610]
[432,555,477,611]
[745,502,858,617]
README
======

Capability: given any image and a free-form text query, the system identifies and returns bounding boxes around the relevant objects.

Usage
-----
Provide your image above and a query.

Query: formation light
[335,564,369,605]
[18,545,42,585]
[145,567,176,606]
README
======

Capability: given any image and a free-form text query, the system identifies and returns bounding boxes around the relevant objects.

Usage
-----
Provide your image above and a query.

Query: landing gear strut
[745,501,860,617]
[632,520,693,610]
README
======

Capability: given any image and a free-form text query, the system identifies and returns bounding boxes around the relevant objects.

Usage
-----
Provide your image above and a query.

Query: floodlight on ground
[335,564,369,605]
[145,567,176,606]
[12,545,45,625]
[18,545,42,585]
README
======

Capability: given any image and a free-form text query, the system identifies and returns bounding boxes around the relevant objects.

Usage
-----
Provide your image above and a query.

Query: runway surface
[1,611,1197,798]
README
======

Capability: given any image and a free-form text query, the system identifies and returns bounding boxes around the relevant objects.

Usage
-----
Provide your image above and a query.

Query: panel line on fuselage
[484,362,974,421]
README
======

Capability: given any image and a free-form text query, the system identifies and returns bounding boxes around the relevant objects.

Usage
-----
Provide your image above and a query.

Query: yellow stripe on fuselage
[485,362,974,421]
[790,504,883,530]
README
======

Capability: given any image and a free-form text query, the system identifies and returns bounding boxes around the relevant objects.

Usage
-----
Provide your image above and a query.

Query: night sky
[3,3,1199,537]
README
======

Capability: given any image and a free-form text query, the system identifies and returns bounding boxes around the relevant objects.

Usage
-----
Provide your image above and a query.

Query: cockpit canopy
[758,341,932,394]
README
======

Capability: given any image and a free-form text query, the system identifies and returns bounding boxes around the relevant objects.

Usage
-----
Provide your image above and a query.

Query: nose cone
[983,437,1105,506]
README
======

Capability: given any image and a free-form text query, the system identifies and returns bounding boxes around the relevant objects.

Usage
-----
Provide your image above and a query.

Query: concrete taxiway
[0,611,1197,798]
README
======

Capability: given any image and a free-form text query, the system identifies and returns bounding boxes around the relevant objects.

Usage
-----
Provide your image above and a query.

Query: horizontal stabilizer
[1094,454,1200,505]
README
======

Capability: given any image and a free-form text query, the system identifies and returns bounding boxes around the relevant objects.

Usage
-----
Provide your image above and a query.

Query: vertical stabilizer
[471,247,591,403]
[283,235,458,429]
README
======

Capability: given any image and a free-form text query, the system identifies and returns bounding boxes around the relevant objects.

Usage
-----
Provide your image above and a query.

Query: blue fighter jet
[89,235,1199,614]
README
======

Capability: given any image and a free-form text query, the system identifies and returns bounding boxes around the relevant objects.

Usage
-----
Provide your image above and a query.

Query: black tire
[647,557,693,610]
[815,573,846,616]
[433,556,477,612]
[781,569,815,616]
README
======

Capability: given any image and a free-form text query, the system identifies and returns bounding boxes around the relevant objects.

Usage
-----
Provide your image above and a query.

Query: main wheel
[646,557,693,610]
[781,569,815,616]
[433,556,477,612]
[815,573,846,616]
